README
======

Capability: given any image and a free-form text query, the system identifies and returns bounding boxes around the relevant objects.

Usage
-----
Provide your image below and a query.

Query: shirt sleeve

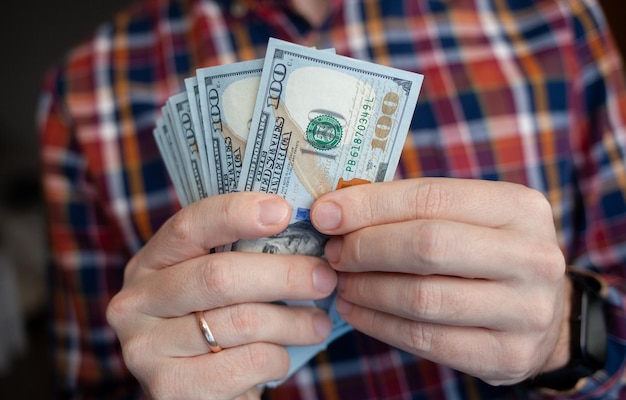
[38,65,142,399]
[537,1,626,398]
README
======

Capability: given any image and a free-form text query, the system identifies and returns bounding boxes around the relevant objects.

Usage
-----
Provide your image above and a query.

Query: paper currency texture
[236,38,424,386]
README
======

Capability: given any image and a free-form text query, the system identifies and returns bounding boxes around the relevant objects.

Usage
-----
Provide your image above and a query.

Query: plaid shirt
[39,0,626,398]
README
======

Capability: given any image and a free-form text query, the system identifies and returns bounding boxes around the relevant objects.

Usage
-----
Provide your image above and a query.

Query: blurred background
[0,0,134,397]
[0,0,625,398]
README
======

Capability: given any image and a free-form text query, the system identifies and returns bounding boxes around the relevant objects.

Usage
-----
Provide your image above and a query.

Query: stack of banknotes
[153,38,424,386]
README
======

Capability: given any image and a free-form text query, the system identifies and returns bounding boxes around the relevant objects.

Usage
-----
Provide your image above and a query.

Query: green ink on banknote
[305,115,343,150]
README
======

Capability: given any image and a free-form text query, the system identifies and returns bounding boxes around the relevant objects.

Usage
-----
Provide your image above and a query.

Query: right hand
[106,192,337,399]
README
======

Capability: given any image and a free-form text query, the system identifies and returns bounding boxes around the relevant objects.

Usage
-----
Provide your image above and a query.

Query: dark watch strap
[531,271,607,391]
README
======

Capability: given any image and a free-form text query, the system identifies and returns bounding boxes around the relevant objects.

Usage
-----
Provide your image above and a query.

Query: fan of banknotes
[153,38,424,385]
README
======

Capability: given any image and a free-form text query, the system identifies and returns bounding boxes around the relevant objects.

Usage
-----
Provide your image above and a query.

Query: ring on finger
[195,311,223,353]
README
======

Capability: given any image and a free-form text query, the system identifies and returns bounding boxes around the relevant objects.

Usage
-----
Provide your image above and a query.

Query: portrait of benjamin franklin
[232,220,328,256]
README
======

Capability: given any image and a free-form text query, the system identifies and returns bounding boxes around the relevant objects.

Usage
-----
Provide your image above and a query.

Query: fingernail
[257,198,289,226]
[313,202,342,231]
[313,313,332,338]
[313,265,337,294]
[324,236,343,264]
[336,297,353,315]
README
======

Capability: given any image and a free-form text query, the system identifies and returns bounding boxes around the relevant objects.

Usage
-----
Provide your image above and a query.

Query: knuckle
[365,190,385,225]
[201,257,232,301]
[105,294,124,330]
[121,334,152,376]
[284,261,302,291]
[248,346,272,372]
[476,332,544,386]
[410,221,447,267]
[123,255,140,282]
[344,272,368,299]
[224,193,263,233]
[106,290,134,331]
[243,343,276,373]
[515,186,553,222]
[220,196,242,225]
[229,303,261,340]
[283,257,328,297]
[529,310,552,335]
[413,180,452,219]
[250,344,290,382]
[345,185,381,228]
[167,209,194,242]
[525,188,552,214]
[525,241,566,283]
[408,279,443,319]
[493,338,538,383]
[406,321,436,352]
[345,231,365,265]
[523,291,558,332]
[280,258,312,297]
[542,246,567,282]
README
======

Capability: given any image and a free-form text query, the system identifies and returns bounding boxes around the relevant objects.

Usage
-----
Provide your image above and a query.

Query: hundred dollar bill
[160,107,195,206]
[153,118,192,206]
[197,59,263,194]
[238,37,423,247]
[166,92,210,202]
[197,51,334,195]
[236,38,424,386]
[184,77,215,197]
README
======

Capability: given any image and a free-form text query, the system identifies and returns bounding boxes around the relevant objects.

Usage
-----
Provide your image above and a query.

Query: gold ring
[194,311,222,353]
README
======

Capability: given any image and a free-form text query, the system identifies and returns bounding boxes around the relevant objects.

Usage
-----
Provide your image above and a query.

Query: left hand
[310,178,570,386]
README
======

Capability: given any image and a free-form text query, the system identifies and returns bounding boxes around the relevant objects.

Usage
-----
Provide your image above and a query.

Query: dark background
[0,1,135,398]
[0,0,135,179]
[0,0,624,398]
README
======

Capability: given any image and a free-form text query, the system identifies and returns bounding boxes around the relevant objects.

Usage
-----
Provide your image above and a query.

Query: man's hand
[311,178,569,386]
[106,193,336,399]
